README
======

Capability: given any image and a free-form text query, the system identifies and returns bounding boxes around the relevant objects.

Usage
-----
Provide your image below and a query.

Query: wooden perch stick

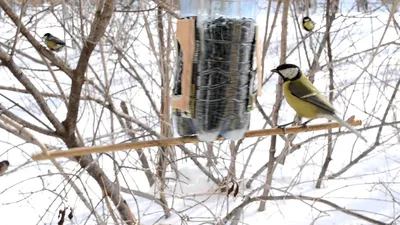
[31,116,362,161]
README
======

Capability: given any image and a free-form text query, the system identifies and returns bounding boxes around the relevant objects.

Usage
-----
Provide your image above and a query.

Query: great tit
[271,63,367,142]
[43,33,66,52]
[0,160,9,175]
[302,16,315,32]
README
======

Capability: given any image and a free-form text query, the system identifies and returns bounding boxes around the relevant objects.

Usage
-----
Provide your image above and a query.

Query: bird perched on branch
[271,63,367,142]
[0,160,9,175]
[302,16,315,32]
[43,33,66,52]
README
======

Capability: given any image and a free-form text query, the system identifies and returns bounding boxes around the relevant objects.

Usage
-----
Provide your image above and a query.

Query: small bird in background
[0,160,10,175]
[271,63,367,142]
[302,16,315,32]
[43,33,66,52]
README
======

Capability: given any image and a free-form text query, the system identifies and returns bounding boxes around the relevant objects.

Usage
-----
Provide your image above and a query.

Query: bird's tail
[326,114,367,142]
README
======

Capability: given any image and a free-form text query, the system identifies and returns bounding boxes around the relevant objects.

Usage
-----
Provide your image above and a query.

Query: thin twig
[0,114,103,222]
[120,101,155,186]
[315,0,337,188]
[9,0,26,57]
[0,0,74,77]
[259,0,290,211]
[64,0,115,137]
[218,195,387,225]
[0,46,65,133]
[328,78,400,179]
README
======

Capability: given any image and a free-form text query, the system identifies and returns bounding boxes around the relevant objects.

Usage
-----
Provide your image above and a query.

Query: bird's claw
[300,119,313,128]
[277,123,292,134]
[277,124,286,129]
[279,126,287,134]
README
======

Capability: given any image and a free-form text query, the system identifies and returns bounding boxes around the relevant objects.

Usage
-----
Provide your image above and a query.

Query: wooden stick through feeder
[31,116,363,161]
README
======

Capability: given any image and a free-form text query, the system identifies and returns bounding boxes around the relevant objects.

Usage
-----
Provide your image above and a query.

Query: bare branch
[0,114,104,222]
[316,0,337,189]
[120,101,155,186]
[0,46,65,133]
[177,145,221,185]
[259,0,290,211]
[219,195,387,225]
[65,0,115,136]
[0,0,74,77]
[9,0,25,57]
[328,78,400,179]
[0,103,56,136]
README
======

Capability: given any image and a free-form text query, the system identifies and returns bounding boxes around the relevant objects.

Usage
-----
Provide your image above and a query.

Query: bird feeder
[171,0,262,142]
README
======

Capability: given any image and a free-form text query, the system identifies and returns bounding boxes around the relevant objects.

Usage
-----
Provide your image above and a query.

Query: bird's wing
[47,35,65,45]
[288,79,335,115]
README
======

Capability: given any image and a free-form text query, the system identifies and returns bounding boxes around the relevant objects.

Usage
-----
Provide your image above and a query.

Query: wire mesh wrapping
[172,16,258,142]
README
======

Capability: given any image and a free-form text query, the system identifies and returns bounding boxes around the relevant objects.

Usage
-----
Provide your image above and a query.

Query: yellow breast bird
[43,33,66,52]
[302,16,315,32]
[271,63,367,142]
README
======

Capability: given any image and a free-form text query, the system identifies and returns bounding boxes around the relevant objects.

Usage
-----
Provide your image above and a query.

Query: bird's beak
[271,68,278,73]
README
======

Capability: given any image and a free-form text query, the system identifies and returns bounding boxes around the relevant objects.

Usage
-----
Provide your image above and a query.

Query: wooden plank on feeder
[31,116,363,161]
[170,18,195,112]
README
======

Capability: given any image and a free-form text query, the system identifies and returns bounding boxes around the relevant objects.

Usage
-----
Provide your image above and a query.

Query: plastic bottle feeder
[171,0,262,142]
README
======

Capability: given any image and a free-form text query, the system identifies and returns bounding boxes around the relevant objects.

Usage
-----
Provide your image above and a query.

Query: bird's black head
[271,63,301,81]
[43,33,51,39]
[1,160,9,166]
[303,16,312,23]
